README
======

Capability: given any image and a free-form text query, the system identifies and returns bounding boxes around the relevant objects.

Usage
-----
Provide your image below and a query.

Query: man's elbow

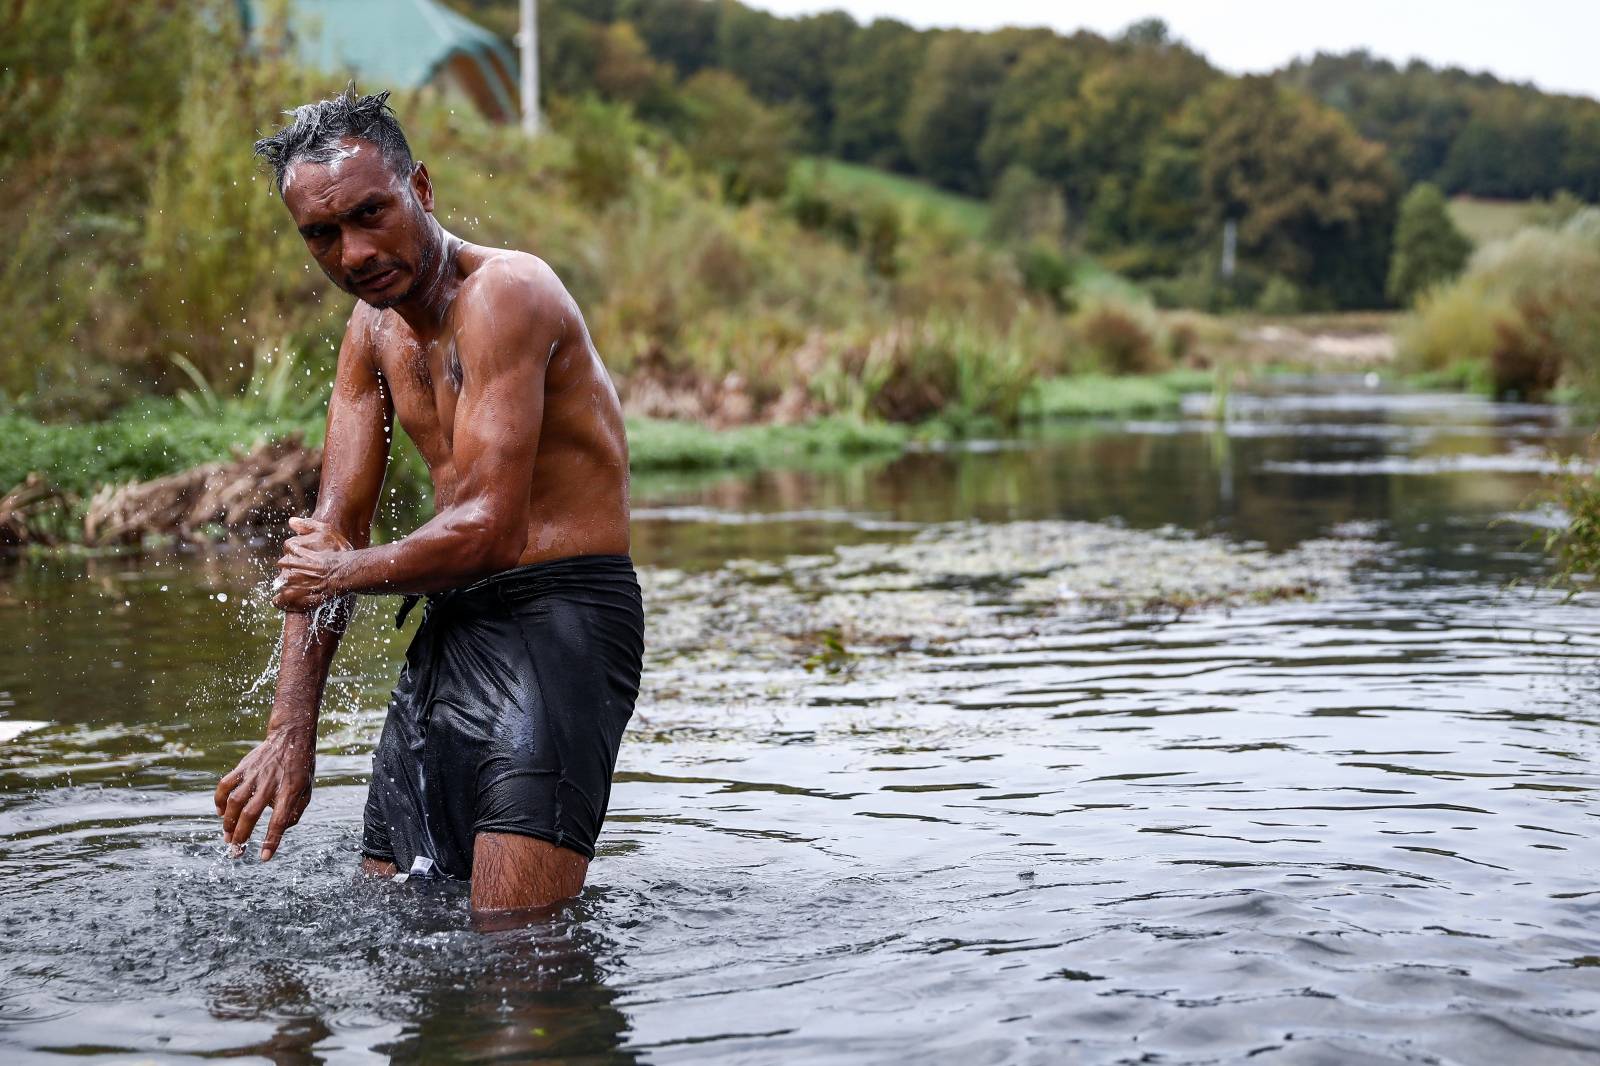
[454,514,527,574]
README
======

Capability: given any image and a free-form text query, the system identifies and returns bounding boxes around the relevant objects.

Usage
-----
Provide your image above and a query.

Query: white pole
[519,0,540,135]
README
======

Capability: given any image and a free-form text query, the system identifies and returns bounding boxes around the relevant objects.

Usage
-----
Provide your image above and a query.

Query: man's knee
[470,831,588,919]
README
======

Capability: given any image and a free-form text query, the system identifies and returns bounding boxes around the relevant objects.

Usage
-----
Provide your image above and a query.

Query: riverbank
[1,369,1224,550]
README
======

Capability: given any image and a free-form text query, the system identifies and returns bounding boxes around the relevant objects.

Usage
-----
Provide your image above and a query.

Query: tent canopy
[243,0,521,121]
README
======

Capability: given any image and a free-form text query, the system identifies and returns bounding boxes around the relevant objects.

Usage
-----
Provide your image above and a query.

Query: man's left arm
[277,263,558,602]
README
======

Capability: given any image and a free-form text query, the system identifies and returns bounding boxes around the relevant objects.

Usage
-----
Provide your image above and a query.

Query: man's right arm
[214,312,393,861]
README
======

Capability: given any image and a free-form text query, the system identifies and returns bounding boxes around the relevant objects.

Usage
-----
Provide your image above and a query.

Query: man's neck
[387,224,464,336]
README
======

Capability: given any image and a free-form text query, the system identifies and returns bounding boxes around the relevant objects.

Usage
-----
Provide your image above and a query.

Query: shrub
[1256,276,1303,315]
[1014,245,1075,309]
[986,165,1067,247]
[1077,302,1164,375]
[1398,282,1513,375]
[1398,210,1600,395]
[561,95,644,209]
[1490,300,1563,400]
[681,70,796,204]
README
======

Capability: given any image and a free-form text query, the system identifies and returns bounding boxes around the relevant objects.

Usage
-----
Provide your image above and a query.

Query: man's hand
[273,517,354,612]
[214,727,314,862]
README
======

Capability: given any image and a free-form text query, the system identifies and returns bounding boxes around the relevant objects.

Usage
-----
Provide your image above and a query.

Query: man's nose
[340,232,379,274]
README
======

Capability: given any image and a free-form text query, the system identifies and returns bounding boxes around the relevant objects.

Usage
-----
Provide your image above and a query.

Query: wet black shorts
[361,554,644,880]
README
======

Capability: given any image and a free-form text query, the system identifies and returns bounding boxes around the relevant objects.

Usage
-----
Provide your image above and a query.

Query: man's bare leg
[360,856,398,877]
[470,831,588,929]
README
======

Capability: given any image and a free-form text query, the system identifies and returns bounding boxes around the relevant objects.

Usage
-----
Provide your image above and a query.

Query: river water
[2,379,1598,1064]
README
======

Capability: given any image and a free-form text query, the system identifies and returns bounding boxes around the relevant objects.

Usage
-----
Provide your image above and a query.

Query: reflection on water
[2,383,1599,1064]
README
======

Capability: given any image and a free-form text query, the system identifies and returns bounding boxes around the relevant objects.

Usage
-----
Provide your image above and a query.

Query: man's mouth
[354,267,401,292]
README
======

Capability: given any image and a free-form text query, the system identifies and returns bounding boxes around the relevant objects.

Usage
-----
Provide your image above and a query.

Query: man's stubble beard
[371,214,444,310]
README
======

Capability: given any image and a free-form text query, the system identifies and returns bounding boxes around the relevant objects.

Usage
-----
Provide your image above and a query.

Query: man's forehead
[282,140,400,214]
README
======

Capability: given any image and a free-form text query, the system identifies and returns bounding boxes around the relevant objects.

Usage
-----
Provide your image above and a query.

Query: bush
[1399,283,1513,376]
[561,95,644,209]
[1014,245,1075,308]
[1255,276,1302,315]
[986,165,1067,247]
[1491,300,1563,400]
[1398,211,1600,396]
[681,70,797,203]
[1077,302,1164,375]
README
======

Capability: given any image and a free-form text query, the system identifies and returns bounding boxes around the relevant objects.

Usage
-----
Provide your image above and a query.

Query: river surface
[2,378,1598,1064]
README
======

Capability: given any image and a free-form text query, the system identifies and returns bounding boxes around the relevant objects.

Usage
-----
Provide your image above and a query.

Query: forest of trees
[448,0,1599,312]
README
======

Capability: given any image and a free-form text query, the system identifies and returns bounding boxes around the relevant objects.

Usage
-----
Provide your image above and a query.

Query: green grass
[626,416,909,471]
[1021,370,1215,420]
[805,158,991,238]
[0,405,912,502]
[1449,198,1532,246]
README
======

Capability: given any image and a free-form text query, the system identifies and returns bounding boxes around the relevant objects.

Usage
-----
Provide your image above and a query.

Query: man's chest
[376,335,461,467]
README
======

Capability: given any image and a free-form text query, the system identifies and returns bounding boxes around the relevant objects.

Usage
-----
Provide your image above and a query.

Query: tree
[900,31,1019,195]
[1387,183,1472,304]
[829,19,925,170]
[1131,77,1400,308]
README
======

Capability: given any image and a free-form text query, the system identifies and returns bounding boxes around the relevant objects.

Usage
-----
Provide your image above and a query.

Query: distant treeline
[452,0,1598,310]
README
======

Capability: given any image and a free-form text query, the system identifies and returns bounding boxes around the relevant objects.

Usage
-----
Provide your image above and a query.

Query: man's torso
[359,242,630,567]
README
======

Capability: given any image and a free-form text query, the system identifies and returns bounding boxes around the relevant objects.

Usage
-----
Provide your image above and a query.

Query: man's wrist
[266,708,317,743]
[327,545,377,597]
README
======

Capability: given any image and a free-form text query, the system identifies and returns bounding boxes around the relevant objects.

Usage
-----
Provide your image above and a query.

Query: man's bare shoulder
[338,301,390,374]
[456,248,572,337]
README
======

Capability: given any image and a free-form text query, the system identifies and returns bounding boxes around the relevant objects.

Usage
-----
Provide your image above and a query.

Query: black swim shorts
[361,554,644,879]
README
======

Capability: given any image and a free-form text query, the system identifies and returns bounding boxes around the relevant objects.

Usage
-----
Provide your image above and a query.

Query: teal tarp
[243,0,519,119]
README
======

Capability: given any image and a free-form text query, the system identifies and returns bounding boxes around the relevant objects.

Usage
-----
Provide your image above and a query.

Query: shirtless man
[213,88,643,923]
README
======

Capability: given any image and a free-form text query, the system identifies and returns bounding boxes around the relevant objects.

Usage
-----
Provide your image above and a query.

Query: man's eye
[359,204,381,219]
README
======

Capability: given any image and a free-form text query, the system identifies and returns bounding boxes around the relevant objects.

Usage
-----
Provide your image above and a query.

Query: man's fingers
[222,780,254,836]
[229,790,272,847]
[214,769,241,816]
[259,794,303,862]
[287,517,320,535]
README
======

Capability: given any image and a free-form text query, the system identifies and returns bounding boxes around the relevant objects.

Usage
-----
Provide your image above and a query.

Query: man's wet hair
[253,85,415,194]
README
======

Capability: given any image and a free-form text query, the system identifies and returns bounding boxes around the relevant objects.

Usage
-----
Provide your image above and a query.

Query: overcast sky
[745,1,1597,101]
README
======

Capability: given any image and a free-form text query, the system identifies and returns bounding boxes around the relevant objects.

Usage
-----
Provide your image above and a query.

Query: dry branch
[0,475,74,548]
[82,435,321,546]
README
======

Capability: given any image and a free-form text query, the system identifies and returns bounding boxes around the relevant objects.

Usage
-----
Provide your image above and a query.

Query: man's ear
[411,162,434,214]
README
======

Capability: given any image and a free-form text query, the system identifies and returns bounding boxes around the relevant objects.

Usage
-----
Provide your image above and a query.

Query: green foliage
[1526,191,1589,230]
[1545,454,1600,595]
[803,159,990,239]
[828,18,925,170]
[1387,183,1472,304]
[1284,51,1600,201]
[1076,303,1164,375]
[1398,283,1512,379]
[560,95,645,208]
[1013,246,1076,309]
[1130,77,1400,310]
[986,165,1067,247]
[681,69,797,203]
[625,416,908,471]
[900,31,1016,195]
[1399,211,1600,399]
[1256,277,1303,315]
[784,169,903,277]
[0,406,324,500]
[1021,370,1212,419]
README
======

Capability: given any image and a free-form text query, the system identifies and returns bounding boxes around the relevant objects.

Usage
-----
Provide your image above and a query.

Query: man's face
[281,138,435,308]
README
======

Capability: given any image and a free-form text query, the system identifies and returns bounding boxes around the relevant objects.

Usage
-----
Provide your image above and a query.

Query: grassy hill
[1448,198,1534,246]
[801,158,992,238]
